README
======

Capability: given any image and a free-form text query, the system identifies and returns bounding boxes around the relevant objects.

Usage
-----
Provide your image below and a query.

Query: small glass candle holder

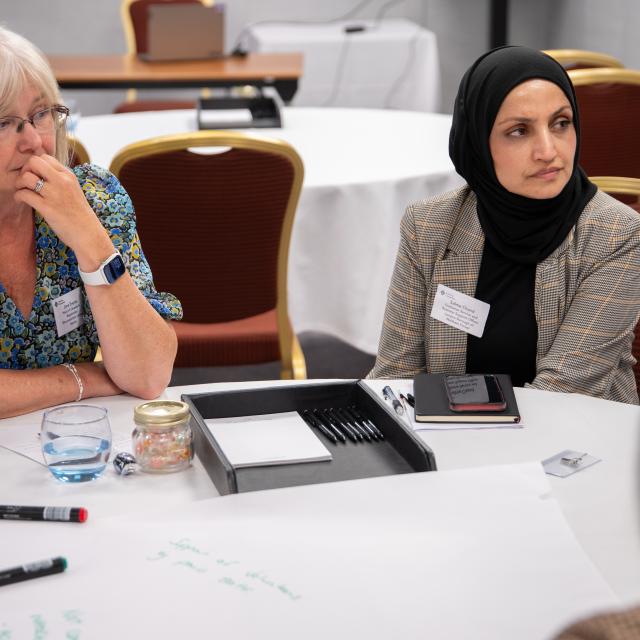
[132,401,193,473]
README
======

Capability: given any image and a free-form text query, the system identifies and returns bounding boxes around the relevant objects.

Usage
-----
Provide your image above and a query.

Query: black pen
[339,407,366,440]
[0,505,88,523]
[348,406,385,441]
[406,393,415,408]
[300,410,338,445]
[312,409,346,444]
[338,408,372,442]
[344,407,379,441]
[335,408,370,442]
[383,385,405,416]
[0,557,67,588]
[325,409,359,443]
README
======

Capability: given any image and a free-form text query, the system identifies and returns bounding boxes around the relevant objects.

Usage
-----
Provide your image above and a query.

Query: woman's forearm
[0,363,122,419]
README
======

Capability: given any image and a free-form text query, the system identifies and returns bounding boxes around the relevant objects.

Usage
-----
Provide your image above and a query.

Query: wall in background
[1,0,636,117]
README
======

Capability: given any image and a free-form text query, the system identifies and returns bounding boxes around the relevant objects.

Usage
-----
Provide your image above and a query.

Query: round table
[75,108,464,354]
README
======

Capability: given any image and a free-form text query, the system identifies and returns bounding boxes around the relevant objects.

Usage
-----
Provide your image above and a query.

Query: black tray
[182,381,436,495]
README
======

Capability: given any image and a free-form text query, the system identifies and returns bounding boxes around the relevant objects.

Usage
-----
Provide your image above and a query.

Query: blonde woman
[0,26,182,418]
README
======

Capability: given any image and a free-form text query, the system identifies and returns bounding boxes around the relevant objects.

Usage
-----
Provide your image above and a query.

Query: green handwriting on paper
[145,537,302,602]
[0,610,84,640]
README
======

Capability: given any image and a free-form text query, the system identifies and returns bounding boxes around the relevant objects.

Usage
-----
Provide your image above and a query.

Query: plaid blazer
[554,605,640,639]
[369,186,640,404]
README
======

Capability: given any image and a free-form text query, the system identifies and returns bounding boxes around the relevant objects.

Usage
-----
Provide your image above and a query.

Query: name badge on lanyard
[52,288,83,337]
[430,284,490,338]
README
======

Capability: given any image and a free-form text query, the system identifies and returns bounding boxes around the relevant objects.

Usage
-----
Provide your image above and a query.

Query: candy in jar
[132,400,193,473]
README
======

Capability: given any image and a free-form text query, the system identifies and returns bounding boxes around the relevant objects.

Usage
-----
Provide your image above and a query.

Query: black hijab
[449,46,596,264]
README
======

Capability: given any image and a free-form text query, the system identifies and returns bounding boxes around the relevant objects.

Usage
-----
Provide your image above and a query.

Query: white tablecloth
[75,108,464,353]
[0,383,638,625]
[244,19,441,112]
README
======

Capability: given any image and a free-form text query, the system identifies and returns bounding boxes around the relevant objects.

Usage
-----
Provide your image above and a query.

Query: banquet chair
[590,176,640,392]
[544,49,624,70]
[115,0,209,113]
[109,131,307,379]
[67,136,90,167]
[569,68,640,178]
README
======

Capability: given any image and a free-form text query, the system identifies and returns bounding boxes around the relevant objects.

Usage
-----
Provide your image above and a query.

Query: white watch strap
[79,252,120,286]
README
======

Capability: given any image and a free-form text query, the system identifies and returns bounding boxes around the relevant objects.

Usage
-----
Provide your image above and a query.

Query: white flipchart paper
[0,463,616,639]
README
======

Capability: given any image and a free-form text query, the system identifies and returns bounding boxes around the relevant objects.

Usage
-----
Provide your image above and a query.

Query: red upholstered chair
[544,49,624,71]
[109,131,307,379]
[115,0,204,113]
[590,176,640,392]
[569,68,640,178]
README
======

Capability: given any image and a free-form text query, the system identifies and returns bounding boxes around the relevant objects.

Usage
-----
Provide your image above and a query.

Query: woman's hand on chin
[13,154,108,254]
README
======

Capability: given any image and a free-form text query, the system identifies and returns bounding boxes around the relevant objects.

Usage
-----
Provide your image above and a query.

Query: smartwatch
[79,252,126,286]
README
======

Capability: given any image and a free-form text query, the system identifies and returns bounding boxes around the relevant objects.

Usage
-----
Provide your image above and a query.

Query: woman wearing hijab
[369,46,640,404]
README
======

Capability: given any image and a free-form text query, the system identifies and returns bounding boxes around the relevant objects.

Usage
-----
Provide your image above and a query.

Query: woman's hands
[13,153,112,268]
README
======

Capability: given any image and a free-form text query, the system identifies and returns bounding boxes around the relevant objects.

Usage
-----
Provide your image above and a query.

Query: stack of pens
[299,407,384,445]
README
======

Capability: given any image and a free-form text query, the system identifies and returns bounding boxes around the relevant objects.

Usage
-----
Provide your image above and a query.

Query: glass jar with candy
[132,400,193,473]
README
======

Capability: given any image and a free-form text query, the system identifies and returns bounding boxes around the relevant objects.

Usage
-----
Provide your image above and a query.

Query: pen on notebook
[0,505,88,523]
[0,557,67,588]
[382,385,405,416]
[300,410,338,445]
[326,409,359,443]
[313,409,347,444]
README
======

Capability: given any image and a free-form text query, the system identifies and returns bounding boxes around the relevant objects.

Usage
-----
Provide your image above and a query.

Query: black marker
[0,505,88,523]
[0,557,67,587]
[325,409,358,443]
[312,409,346,444]
[300,410,338,445]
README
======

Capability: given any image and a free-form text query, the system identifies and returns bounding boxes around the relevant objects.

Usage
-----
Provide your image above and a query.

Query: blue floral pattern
[0,164,182,369]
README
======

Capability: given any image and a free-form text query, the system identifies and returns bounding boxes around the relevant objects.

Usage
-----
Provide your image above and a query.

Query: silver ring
[34,177,46,194]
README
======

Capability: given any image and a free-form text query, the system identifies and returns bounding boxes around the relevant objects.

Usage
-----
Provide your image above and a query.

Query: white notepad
[204,412,332,468]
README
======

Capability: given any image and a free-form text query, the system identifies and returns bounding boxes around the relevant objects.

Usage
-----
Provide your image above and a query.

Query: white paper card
[204,411,332,468]
[430,284,490,338]
[51,288,83,337]
[199,108,253,125]
[542,450,601,477]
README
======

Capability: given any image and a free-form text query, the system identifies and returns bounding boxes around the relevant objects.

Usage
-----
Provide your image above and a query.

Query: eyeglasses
[0,105,70,140]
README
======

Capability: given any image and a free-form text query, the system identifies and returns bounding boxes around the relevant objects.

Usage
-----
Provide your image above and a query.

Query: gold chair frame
[109,130,307,380]
[544,49,624,69]
[67,136,90,166]
[569,68,640,87]
[590,176,640,196]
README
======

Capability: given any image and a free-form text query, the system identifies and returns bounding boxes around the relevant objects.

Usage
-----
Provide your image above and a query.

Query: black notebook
[413,373,521,423]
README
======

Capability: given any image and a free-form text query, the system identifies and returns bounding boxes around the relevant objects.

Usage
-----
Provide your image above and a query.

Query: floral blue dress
[0,164,183,369]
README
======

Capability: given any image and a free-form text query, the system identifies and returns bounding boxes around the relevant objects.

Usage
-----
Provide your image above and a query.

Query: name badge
[430,284,490,338]
[52,288,83,337]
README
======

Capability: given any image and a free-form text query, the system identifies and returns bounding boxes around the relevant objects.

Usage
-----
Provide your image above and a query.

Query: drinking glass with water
[40,405,112,482]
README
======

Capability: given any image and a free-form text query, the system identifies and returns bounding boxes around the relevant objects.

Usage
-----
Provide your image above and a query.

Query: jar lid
[134,400,190,428]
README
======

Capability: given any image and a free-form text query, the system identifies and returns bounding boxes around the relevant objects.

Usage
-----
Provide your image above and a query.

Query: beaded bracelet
[62,363,84,402]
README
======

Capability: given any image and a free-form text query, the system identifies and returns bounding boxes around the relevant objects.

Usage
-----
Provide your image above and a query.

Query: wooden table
[48,52,302,102]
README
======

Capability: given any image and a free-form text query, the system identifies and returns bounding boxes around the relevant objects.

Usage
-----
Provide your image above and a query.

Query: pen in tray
[347,406,385,441]
[300,410,338,445]
[335,407,371,442]
[324,409,359,443]
[311,409,347,442]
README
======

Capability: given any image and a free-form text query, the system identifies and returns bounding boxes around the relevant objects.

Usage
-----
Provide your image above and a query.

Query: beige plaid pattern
[554,606,640,640]
[369,186,640,404]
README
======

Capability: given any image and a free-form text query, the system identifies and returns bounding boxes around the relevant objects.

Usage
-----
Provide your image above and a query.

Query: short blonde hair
[0,25,68,164]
